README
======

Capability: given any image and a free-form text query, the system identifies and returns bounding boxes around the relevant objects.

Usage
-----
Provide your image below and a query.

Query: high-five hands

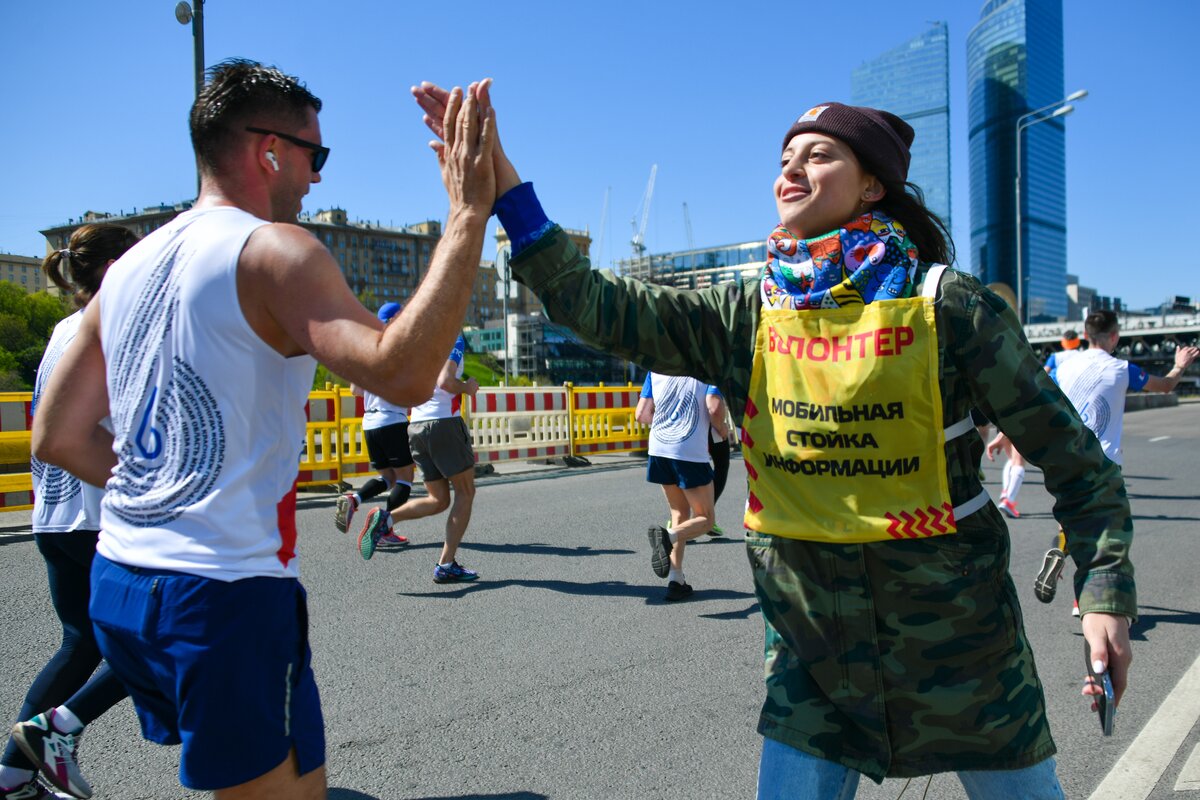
[414,79,521,203]
[432,81,497,220]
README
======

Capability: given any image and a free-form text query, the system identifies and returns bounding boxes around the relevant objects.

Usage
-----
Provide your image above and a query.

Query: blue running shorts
[646,455,714,489]
[89,555,325,791]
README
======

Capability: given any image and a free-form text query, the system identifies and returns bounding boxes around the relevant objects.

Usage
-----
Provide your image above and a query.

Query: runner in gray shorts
[408,416,474,481]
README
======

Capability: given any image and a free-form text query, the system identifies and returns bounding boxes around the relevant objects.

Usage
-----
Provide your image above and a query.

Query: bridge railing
[0,383,650,511]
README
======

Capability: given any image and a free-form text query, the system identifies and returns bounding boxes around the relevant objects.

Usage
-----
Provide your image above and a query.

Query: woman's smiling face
[774,133,879,238]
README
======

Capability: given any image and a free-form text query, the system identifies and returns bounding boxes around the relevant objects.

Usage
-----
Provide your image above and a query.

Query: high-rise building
[967,0,1067,321]
[851,21,952,230]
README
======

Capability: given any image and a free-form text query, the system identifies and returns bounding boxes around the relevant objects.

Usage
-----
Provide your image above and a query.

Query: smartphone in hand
[1085,640,1116,736]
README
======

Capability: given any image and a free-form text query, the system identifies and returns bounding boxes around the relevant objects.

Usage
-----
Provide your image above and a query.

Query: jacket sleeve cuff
[1077,569,1138,622]
[495,182,554,257]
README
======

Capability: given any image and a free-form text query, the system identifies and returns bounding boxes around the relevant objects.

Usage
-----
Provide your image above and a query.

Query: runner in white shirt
[357,334,482,582]
[1029,310,1198,609]
[32,61,497,799]
[635,372,728,601]
[333,302,414,547]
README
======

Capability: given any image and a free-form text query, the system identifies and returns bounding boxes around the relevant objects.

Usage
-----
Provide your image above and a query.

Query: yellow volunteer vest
[743,283,957,543]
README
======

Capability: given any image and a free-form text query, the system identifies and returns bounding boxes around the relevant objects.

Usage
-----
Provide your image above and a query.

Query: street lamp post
[1014,89,1087,326]
[175,1,205,194]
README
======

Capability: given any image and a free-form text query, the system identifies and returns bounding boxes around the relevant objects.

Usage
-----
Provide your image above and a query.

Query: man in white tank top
[32,60,498,798]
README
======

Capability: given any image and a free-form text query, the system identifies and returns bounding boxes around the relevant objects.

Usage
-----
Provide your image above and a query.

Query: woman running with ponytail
[1,224,138,800]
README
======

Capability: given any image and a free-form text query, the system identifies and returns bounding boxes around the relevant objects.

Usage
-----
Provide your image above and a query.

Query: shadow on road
[0,533,34,546]
[329,791,548,800]
[375,541,635,558]
[1129,604,1200,641]
[1131,514,1200,522]
[700,602,760,621]
[1128,493,1200,501]
[397,577,756,607]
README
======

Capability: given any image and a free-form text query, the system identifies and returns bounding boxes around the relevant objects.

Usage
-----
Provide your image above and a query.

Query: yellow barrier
[569,383,650,456]
[0,393,33,511]
[0,382,653,512]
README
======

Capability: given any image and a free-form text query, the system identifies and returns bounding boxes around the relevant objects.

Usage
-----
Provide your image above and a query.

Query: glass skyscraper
[967,0,1067,321]
[851,21,951,231]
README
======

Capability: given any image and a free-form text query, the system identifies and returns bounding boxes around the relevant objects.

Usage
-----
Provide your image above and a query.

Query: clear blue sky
[1,1,1196,310]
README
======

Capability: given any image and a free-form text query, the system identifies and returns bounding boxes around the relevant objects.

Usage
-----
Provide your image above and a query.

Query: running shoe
[0,778,70,800]
[1072,599,1081,617]
[357,508,388,561]
[648,526,673,578]
[334,493,358,533]
[11,710,91,799]
[708,523,725,537]
[433,561,479,583]
[1034,548,1066,604]
[378,531,409,546]
[998,498,1020,519]
[665,581,694,602]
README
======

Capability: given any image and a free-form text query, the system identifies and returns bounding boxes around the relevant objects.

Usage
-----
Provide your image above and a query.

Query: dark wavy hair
[43,224,139,308]
[189,58,322,175]
[874,179,954,267]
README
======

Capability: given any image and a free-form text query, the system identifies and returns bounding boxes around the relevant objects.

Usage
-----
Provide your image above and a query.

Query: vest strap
[943,415,975,441]
[921,264,948,299]
[954,489,991,521]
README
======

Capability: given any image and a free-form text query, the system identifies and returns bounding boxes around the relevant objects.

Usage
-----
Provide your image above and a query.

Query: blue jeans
[757,737,1066,800]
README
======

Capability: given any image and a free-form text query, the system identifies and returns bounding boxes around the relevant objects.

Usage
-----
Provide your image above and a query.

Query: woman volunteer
[413,83,1134,798]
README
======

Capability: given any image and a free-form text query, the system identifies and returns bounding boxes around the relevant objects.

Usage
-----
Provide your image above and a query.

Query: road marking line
[1176,741,1200,791]
[1089,649,1200,799]
[1149,436,1171,443]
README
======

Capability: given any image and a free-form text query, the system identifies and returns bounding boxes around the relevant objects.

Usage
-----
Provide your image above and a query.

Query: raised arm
[1142,345,1198,393]
[239,83,496,407]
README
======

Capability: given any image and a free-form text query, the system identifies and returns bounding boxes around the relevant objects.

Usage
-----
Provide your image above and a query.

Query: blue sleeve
[1128,362,1150,392]
[494,182,555,257]
[706,384,721,396]
[640,374,653,398]
[449,335,466,365]
[1044,353,1057,370]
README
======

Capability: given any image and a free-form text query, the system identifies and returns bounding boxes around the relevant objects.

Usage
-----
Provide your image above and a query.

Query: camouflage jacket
[511,226,1135,780]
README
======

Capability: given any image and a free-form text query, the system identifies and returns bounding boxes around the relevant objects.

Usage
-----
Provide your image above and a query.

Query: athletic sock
[0,766,35,790]
[667,568,685,585]
[386,480,412,512]
[438,561,454,569]
[1007,466,1025,503]
[667,529,679,544]
[1001,461,1012,499]
[51,705,83,733]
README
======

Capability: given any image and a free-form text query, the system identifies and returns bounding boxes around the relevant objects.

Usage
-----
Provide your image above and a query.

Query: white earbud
[266,152,279,172]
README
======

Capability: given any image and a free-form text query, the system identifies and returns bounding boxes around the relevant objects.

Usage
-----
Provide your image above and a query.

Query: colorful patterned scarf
[759,212,919,310]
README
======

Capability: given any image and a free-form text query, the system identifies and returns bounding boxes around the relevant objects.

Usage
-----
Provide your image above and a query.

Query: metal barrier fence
[0,383,649,510]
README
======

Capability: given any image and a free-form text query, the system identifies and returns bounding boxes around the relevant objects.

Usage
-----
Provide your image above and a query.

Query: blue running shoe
[357,508,388,561]
[433,561,479,584]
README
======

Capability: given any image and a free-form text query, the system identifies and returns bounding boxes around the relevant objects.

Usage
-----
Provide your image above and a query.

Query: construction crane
[682,202,695,251]
[630,164,657,257]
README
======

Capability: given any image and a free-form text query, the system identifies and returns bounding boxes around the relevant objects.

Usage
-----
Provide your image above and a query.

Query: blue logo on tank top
[104,238,226,527]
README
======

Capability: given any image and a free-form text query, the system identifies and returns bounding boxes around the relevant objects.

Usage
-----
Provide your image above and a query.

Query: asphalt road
[0,403,1197,799]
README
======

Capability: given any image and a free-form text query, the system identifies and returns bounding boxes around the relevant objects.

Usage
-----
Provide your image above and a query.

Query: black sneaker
[664,581,693,602]
[1034,548,1066,603]
[648,526,673,578]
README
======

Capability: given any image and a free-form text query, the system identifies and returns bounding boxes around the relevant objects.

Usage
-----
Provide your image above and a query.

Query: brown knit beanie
[781,103,914,186]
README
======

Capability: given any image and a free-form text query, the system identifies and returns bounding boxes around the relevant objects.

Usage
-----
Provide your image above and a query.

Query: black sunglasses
[245,126,330,173]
